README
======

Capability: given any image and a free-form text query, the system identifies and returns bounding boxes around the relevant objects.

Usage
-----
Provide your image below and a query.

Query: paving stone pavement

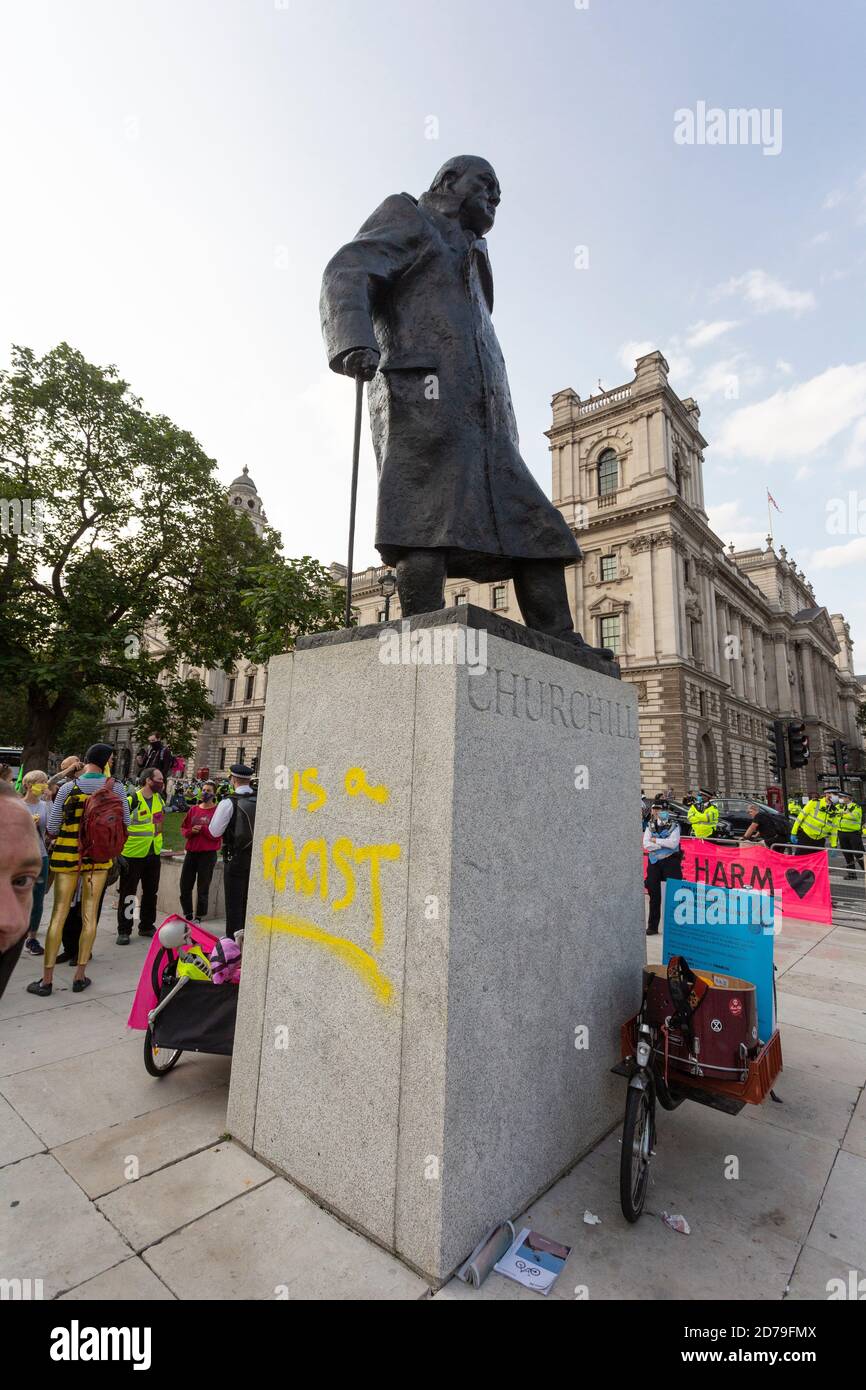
[1,890,864,1301]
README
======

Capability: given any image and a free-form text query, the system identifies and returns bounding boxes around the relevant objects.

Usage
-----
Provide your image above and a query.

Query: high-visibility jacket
[792,798,840,849]
[838,803,863,834]
[787,799,799,818]
[707,803,719,831]
[687,804,715,839]
[122,790,164,858]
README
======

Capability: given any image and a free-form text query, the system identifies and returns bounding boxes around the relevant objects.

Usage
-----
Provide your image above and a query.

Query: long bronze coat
[320,192,579,581]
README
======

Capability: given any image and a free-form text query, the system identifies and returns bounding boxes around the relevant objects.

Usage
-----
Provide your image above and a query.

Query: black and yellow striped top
[48,776,129,874]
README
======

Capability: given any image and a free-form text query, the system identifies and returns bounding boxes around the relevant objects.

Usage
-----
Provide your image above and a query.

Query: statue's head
[427,155,501,235]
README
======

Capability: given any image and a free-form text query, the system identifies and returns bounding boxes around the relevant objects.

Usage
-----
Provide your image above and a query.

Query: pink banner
[643,839,832,924]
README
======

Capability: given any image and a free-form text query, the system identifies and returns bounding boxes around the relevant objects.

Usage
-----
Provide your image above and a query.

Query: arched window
[597,449,618,497]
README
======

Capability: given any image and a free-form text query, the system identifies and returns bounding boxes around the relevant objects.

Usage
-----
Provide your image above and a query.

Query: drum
[642,963,759,1083]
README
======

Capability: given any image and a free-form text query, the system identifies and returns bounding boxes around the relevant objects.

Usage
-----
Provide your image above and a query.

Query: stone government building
[106,352,865,797]
[344,351,865,800]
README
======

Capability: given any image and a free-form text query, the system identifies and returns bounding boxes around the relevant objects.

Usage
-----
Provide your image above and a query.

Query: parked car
[714,797,790,840]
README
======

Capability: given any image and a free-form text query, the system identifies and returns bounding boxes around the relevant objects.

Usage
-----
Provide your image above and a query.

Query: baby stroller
[127,915,241,1077]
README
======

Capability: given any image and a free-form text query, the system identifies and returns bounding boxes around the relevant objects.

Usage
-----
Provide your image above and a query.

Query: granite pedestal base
[227,607,646,1282]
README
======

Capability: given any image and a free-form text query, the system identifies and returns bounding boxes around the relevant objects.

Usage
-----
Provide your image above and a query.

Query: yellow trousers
[43,869,109,970]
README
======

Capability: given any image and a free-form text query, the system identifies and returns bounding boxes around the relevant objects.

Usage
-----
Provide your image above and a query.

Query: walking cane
[344,374,364,629]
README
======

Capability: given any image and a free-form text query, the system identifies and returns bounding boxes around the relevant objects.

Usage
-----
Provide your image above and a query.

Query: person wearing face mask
[791,789,841,851]
[179,781,222,922]
[643,801,683,937]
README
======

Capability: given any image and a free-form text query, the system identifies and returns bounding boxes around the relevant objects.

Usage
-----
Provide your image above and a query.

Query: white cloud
[685,319,738,348]
[843,417,866,471]
[823,189,846,211]
[706,500,764,551]
[693,353,763,401]
[715,268,816,316]
[776,359,793,375]
[808,231,831,246]
[714,363,866,459]
[811,537,866,570]
[795,464,813,481]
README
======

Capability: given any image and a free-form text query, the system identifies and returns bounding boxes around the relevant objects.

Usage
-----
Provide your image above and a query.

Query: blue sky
[2,0,864,660]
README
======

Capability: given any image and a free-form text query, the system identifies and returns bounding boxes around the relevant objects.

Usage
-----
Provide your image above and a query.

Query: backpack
[78,779,128,864]
[226,795,257,859]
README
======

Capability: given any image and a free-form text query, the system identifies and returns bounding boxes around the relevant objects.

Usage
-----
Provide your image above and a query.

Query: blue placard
[662,880,776,1042]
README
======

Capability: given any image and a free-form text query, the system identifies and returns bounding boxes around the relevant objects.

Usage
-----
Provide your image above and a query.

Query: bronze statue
[320,155,611,658]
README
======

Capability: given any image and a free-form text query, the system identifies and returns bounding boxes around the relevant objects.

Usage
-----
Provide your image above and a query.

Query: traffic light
[766,719,786,779]
[832,738,849,781]
[787,721,810,770]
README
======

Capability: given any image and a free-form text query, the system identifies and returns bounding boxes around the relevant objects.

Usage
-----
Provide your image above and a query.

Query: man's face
[149,775,164,795]
[451,164,501,236]
[0,800,43,954]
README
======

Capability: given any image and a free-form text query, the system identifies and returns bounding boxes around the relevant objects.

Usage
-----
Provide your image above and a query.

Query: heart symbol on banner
[786,868,816,899]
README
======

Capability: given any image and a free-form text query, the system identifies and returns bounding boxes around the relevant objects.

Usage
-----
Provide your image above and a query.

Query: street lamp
[379,569,397,622]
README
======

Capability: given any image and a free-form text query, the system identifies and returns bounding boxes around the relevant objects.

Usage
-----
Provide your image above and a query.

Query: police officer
[837,793,864,879]
[116,767,165,943]
[791,790,842,851]
[687,792,716,840]
[208,763,257,939]
[643,801,683,937]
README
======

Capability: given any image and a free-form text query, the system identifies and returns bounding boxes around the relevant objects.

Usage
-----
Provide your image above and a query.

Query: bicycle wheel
[620,1084,654,1222]
[143,1026,182,1077]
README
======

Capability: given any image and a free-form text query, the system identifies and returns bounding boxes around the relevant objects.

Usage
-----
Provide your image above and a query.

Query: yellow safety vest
[122,791,164,858]
[838,803,863,834]
[687,804,715,839]
[792,799,839,848]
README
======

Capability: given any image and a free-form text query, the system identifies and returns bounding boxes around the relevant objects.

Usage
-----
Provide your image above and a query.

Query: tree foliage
[0,343,345,768]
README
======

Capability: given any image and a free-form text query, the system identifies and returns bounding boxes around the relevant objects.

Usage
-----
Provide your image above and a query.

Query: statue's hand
[341,348,380,380]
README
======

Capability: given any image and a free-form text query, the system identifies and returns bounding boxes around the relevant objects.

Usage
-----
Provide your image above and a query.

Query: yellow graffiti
[344,766,389,805]
[261,767,399,1006]
[254,913,394,1004]
[354,843,401,949]
[289,767,328,814]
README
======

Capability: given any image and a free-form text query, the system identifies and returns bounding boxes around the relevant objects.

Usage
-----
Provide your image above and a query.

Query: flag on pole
[767,490,781,512]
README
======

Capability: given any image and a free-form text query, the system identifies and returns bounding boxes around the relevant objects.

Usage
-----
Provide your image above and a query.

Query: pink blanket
[127,915,221,1030]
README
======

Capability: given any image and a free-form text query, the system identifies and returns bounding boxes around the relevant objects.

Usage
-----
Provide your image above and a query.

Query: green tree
[0,343,344,769]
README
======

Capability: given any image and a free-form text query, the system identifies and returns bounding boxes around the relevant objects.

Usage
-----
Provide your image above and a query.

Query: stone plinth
[227,607,645,1282]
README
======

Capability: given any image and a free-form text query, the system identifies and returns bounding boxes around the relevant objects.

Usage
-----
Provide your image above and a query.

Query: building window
[227,678,236,703]
[455,593,468,606]
[690,620,702,662]
[600,555,617,582]
[699,690,706,717]
[597,449,618,497]
[245,674,255,702]
[222,718,229,734]
[492,584,508,610]
[600,615,620,655]
[674,454,683,496]
[237,746,245,766]
[683,557,690,584]
[377,609,386,623]
[219,746,226,768]
[241,716,248,734]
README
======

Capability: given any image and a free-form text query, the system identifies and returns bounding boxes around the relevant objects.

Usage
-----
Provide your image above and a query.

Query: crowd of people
[0,734,258,1003]
[641,784,865,937]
